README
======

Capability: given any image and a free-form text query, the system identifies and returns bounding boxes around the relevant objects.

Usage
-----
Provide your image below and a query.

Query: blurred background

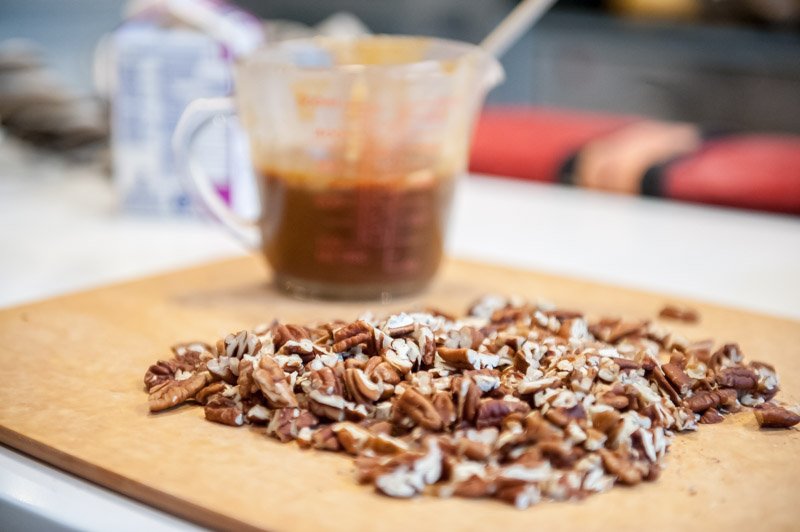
[2,0,799,131]
[0,0,798,224]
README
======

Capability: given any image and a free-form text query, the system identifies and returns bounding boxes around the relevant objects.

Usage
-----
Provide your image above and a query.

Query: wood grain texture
[1,256,798,531]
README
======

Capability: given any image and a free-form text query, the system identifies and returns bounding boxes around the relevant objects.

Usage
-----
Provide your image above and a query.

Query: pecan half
[332,321,374,353]
[475,399,530,429]
[436,347,473,369]
[658,304,699,323]
[716,366,758,390]
[148,372,209,412]
[754,403,800,429]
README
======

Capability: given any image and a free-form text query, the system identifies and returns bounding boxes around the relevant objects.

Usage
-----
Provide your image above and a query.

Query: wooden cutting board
[1,256,798,531]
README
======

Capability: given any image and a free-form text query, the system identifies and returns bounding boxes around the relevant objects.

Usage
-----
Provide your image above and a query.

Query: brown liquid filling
[258,172,454,293]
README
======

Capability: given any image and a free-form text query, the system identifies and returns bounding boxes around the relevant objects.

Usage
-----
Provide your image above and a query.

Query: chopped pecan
[545,405,585,428]
[544,309,583,320]
[662,362,693,395]
[385,313,416,337]
[445,326,486,350]
[344,368,383,404]
[144,295,792,507]
[396,388,444,431]
[490,305,530,324]
[476,399,530,429]
[591,319,647,344]
[453,376,482,424]
[220,330,262,359]
[144,359,179,392]
[370,433,410,455]
[417,328,436,367]
[148,372,209,412]
[365,356,402,387]
[311,425,341,451]
[171,341,214,358]
[332,422,374,455]
[538,440,583,469]
[431,391,456,429]
[714,388,739,410]
[195,381,226,405]
[266,408,318,443]
[308,390,346,422]
[716,366,758,390]
[614,358,641,372]
[245,403,272,423]
[272,323,310,348]
[600,390,630,410]
[451,476,494,498]
[236,359,259,398]
[332,321,374,353]
[253,356,298,408]
[658,304,699,323]
[651,366,682,405]
[495,484,541,509]
[751,361,779,400]
[754,403,800,429]
[599,448,642,485]
[307,366,343,396]
[590,407,621,434]
[699,408,724,424]
[558,318,589,340]
[374,439,443,497]
[712,343,744,367]
[455,438,492,461]
[382,338,418,374]
[204,395,243,426]
[684,391,720,413]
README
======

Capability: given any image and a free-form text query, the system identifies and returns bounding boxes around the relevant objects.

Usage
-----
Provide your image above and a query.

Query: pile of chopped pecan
[144,296,798,508]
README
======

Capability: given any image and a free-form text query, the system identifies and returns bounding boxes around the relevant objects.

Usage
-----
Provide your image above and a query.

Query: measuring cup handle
[173,97,260,249]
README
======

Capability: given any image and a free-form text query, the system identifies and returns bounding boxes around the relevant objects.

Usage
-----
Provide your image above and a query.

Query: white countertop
[1,144,799,531]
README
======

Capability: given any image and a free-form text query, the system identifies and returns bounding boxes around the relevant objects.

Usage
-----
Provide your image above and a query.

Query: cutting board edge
[0,425,259,532]
[1,255,797,326]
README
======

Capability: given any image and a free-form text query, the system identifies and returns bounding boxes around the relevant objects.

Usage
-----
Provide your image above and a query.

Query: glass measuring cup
[174,36,503,299]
